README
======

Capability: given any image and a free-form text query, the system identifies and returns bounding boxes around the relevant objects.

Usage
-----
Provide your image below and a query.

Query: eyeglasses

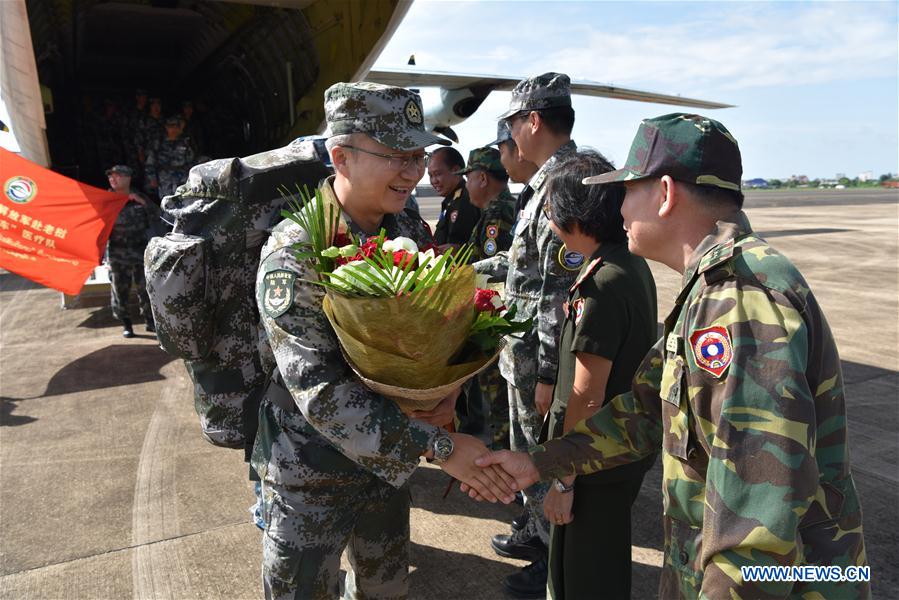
[342,145,430,171]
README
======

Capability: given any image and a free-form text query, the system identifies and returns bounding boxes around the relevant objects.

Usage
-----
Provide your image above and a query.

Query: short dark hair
[485,169,509,185]
[536,106,575,137]
[547,149,626,244]
[679,181,744,211]
[432,147,465,171]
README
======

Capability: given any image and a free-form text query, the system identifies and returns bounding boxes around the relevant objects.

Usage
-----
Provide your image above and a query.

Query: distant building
[835,173,847,180]
[820,179,840,188]
[858,171,874,182]
[744,178,768,189]
[789,174,809,184]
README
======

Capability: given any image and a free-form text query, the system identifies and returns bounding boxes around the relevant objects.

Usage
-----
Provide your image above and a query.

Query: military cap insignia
[485,224,499,239]
[558,245,585,271]
[483,239,497,256]
[572,298,585,325]
[689,325,733,377]
[404,99,423,125]
[262,270,295,318]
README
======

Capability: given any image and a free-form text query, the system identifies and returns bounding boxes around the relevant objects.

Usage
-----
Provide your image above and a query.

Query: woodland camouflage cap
[498,72,571,120]
[324,82,450,151]
[455,146,506,176]
[584,113,742,191]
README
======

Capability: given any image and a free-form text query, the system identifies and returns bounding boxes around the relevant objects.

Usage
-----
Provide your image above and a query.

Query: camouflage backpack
[144,137,331,448]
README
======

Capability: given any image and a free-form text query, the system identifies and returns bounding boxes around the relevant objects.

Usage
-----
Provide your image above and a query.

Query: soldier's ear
[658,175,677,218]
[331,145,351,177]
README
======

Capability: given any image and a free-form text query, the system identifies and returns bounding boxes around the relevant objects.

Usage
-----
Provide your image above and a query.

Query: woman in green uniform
[541,151,659,599]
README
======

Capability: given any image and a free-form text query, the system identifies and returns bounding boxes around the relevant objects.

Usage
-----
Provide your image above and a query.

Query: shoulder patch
[449,209,459,223]
[558,245,584,271]
[485,224,499,239]
[483,239,497,256]
[689,325,732,378]
[262,270,296,318]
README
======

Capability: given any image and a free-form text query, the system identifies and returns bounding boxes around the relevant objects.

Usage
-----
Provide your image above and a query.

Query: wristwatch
[431,432,455,464]
[553,478,574,494]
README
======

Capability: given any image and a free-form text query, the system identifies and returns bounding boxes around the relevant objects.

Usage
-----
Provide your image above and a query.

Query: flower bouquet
[282,186,531,412]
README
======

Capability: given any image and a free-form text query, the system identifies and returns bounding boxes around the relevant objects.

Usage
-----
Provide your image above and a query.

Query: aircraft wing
[366,68,733,109]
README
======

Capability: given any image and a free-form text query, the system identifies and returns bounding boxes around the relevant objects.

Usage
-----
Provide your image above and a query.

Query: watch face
[434,435,454,461]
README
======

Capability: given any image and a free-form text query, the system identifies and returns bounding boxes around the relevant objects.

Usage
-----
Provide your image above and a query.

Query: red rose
[333,232,352,247]
[474,288,505,313]
[360,238,380,258]
[392,250,415,269]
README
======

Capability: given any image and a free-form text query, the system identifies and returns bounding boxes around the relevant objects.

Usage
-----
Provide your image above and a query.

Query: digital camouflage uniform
[147,133,196,200]
[107,183,157,321]
[458,146,517,447]
[479,73,583,545]
[534,114,869,599]
[253,82,449,600]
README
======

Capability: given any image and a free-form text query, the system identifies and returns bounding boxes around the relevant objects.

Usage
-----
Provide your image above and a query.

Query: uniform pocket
[660,356,690,460]
[144,233,214,360]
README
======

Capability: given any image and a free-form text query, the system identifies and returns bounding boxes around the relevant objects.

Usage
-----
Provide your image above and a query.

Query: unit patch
[262,270,296,318]
[404,99,423,125]
[485,224,499,239]
[689,325,733,377]
[483,239,497,256]
[450,210,458,223]
[558,245,585,271]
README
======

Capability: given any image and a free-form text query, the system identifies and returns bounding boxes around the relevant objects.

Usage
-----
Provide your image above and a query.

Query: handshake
[410,389,541,504]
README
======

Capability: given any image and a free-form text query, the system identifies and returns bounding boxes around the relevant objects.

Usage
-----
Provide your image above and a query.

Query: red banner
[0,148,128,295]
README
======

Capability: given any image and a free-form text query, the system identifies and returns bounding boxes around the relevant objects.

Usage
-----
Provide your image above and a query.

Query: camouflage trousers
[256,403,411,599]
[508,382,550,544]
[479,365,509,449]
[108,261,151,321]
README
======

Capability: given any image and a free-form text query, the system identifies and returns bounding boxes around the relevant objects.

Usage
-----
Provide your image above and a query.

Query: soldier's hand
[467,450,540,496]
[543,485,574,526]
[410,388,459,428]
[535,382,553,416]
[440,433,517,504]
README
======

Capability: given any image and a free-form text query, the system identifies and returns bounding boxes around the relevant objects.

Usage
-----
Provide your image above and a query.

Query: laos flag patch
[689,325,733,378]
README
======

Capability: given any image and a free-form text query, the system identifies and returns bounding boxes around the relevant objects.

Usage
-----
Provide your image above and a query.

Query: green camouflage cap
[324,82,449,151]
[454,146,506,176]
[486,121,513,146]
[498,72,571,120]
[584,113,742,191]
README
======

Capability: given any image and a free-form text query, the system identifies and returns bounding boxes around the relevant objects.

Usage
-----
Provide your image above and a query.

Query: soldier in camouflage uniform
[253,82,516,600]
[457,146,516,449]
[146,116,196,205]
[475,72,584,597]
[122,89,149,187]
[474,113,870,599]
[138,97,164,170]
[105,165,158,337]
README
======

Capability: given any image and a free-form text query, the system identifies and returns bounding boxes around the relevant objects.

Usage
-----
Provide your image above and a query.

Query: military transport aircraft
[2,0,730,176]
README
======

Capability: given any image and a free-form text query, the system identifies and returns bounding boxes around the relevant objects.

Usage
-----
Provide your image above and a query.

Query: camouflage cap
[324,82,449,151]
[105,164,133,177]
[455,147,506,176]
[498,72,571,120]
[583,113,742,191]
[487,121,513,147]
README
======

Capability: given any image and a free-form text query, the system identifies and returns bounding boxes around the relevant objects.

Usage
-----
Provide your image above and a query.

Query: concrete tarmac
[1,188,897,599]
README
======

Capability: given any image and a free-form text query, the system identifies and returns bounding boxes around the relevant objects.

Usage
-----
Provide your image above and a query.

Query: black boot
[491,527,547,561]
[503,558,548,599]
[145,316,156,333]
[511,510,529,532]
[122,317,135,338]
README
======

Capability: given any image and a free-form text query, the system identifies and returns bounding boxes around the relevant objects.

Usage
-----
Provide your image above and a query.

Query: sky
[373,0,898,181]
